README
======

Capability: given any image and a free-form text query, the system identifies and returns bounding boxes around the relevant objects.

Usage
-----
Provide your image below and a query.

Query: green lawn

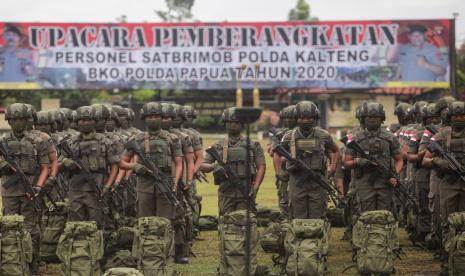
[2,135,441,275]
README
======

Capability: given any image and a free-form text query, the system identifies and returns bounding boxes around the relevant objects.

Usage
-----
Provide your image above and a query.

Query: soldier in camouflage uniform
[112,105,132,139]
[0,103,53,274]
[407,103,440,245]
[271,105,296,219]
[420,97,456,258]
[344,102,403,213]
[160,102,194,264]
[125,107,142,137]
[119,101,183,220]
[423,101,465,274]
[279,101,339,219]
[59,106,120,229]
[201,107,266,215]
[60,107,79,136]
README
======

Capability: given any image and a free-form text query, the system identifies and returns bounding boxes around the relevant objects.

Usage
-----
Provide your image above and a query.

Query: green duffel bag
[56,221,104,276]
[0,215,33,276]
[198,215,218,231]
[352,210,398,275]
[447,211,465,276]
[102,267,144,276]
[218,210,258,276]
[40,201,69,262]
[104,250,138,271]
[260,222,285,253]
[284,219,329,276]
[132,216,175,276]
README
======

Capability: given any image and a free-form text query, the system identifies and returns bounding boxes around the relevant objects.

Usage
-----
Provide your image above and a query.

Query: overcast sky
[1,0,464,45]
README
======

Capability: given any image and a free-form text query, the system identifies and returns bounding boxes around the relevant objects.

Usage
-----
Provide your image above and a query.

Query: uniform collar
[80,131,96,140]
[228,135,243,145]
[296,127,315,138]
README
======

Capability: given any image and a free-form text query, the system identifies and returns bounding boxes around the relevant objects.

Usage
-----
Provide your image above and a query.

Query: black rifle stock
[205,146,257,212]
[271,144,341,207]
[125,140,180,207]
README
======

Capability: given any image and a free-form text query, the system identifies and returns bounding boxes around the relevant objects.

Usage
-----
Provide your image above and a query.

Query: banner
[0,20,451,90]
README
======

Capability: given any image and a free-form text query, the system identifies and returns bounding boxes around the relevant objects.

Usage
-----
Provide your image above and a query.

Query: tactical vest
[2,135,37,174]
[221,137,256,179]
[442,128,465,184]
[288,128,325,173]
[141,132,172,173]
[353,130,393,184]
[76,134,108,172]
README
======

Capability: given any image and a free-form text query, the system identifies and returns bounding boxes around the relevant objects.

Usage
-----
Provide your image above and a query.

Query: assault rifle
[57,140,108,202]
[125,140,180,207]
[205,146,257,212]
[427,141,465,183]
[0,140,56,211]
[272,144,341,207]
[341,138,416,204]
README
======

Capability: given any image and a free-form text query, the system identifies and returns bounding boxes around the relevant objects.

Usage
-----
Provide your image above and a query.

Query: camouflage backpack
[104,250,138,271]
[446,211,465,276]
[198,215,218,231]
[56,221,104,276]
[132,216,175,276]
[40,201,69,262]
[102,267,144,276]
[0,215,33,276]
[284,219,330,276]
[352,210,399,275]
[260,222,288,253]
[218,209,259,276]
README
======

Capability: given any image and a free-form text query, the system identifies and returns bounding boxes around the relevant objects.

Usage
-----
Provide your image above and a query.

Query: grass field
[2,135,442,275]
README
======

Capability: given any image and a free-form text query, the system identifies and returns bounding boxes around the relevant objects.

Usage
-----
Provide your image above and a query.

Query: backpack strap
[16,231,28,274]
[222,137,229,163]
[291,129,297,159]
[144,133,150,154]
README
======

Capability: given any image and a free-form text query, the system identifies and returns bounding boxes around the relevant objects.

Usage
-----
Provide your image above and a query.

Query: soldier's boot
[174,244,189,264]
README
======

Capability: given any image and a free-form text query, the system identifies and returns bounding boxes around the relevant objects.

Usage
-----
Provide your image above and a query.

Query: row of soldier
[0,102,204,275]
[267,98,465,275]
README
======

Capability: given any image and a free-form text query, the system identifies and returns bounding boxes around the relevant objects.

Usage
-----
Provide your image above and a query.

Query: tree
[155,0,195,22]
[288,0,318,21]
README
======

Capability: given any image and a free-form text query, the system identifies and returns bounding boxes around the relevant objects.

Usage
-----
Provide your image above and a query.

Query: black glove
[213,164,228,179]
[355,158,377,168]
[133,164,150,175]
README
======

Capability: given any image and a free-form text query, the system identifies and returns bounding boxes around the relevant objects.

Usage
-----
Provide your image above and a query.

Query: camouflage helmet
[355,101,368,120]
[435,96,456,114]
[35,110,54,124]
[422,103,437,118]
[295,101,320,119]
[75,106,95,121]
[112,105,128,117]
[447,101,465,117]
[221,107,240,123]
[280,105,297,119]
[60,108,73,120]
[394,102,412,118]
[413,101,428,117]
[52,109,65,124]
[171,104,186,120]
[91,104,110,120]
[5,103,29,120]
[70,110,77,122]
[360,102,386,121]
[183,105,198,118]
[25,104,37,119]
[140,102,163,119]
[105,105,118,120]
[161,103,176,118]
[125,108,135,121]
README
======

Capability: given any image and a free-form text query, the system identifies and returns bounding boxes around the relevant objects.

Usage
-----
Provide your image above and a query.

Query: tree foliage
[288,0,318,21]
[155,0,195,22]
